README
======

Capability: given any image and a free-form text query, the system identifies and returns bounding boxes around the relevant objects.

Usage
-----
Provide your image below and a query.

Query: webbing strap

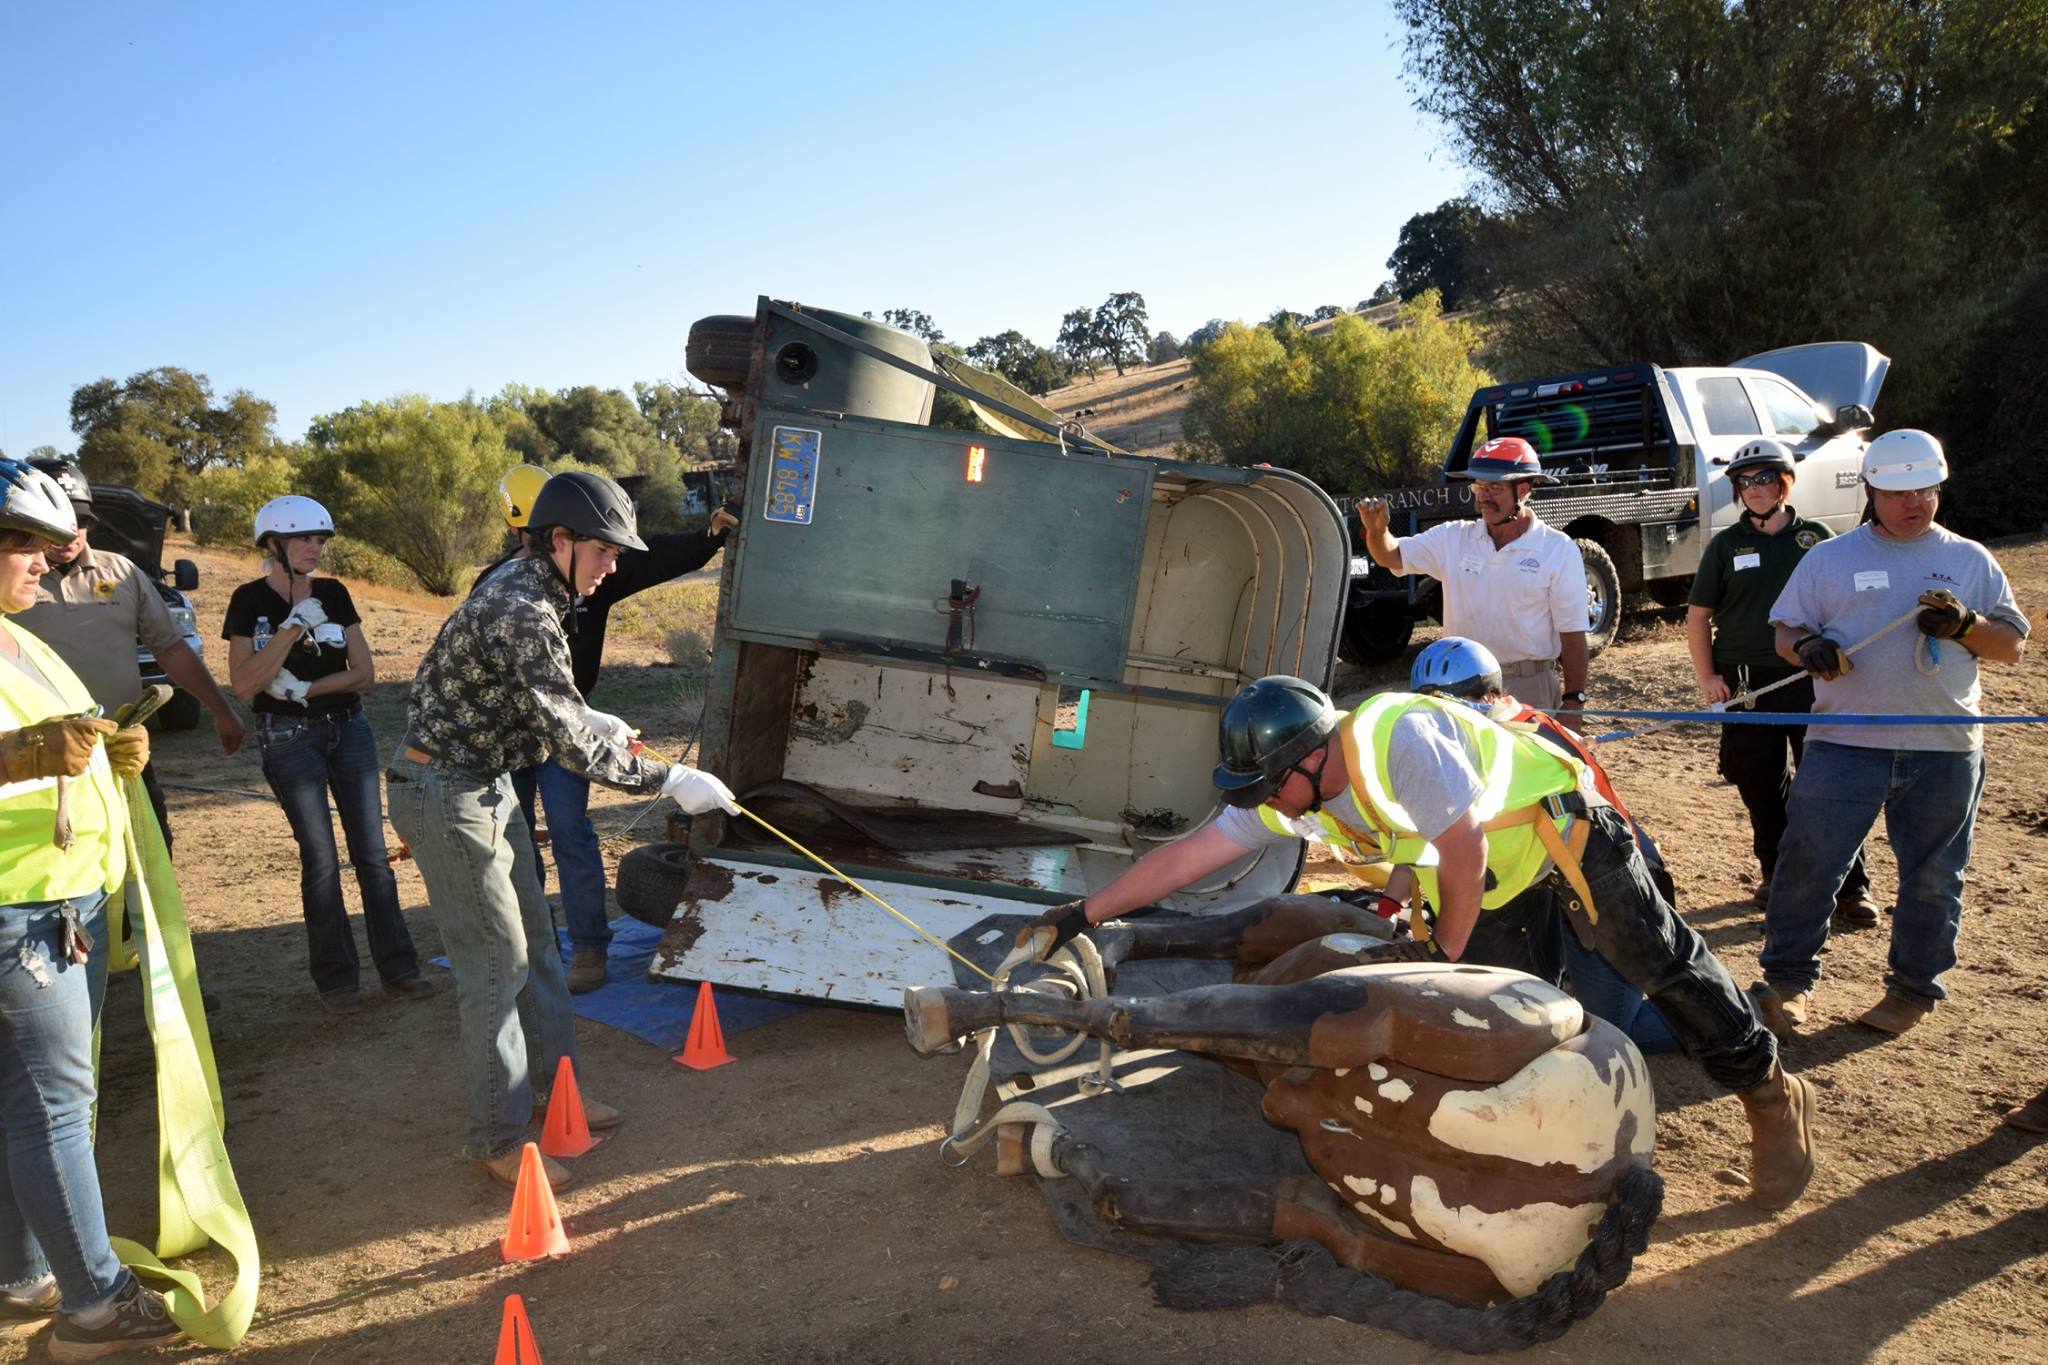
[105,780,260,1348]
[1483,804,1598,925]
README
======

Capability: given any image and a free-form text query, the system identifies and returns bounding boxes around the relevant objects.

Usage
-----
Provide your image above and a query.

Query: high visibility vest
[1258,692,1589,912]
[0,624,126,903]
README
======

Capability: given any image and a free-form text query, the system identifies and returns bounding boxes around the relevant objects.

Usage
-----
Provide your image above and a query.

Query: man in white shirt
[1356,436,1590,712]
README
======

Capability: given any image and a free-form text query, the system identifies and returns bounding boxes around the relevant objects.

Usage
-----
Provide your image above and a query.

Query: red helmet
[1454,436,1555,484]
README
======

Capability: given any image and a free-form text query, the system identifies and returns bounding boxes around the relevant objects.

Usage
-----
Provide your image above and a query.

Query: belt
[261,699,361,722]
[1500,658,1559,677]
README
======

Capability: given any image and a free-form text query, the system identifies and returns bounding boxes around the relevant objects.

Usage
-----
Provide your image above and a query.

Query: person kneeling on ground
[386,471,738,1192]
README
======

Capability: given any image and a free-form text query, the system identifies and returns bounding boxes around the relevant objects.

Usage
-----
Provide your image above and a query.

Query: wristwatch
[1562,690,1588,704]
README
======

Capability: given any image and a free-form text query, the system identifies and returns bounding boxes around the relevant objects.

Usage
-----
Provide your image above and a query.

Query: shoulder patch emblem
[1794,531,1820,550]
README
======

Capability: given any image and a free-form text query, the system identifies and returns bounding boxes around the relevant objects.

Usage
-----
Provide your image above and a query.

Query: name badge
[1732,552,1761,572]
[1459,553,1485,575]
[1853,570,1890,593]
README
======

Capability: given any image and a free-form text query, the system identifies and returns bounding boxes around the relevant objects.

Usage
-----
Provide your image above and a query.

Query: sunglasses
[1733,471,1782,489]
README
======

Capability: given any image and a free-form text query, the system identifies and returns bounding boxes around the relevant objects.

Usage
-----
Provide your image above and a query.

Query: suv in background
[86,483,206,730]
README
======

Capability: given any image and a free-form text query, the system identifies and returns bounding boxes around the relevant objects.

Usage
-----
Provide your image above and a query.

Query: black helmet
[1213,675,1340,808]
[527,471,647,552]
[28,457,93,525]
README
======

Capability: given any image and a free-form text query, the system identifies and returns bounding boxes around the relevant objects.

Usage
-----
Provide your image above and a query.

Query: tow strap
[103,779,260,1349]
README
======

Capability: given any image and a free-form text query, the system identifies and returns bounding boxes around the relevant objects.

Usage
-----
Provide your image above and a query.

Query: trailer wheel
[1646,576,1693,609]
[1577,538,1622,657]
[1338,601,1415,666]
[617,841,692,927]
[685,315,756,390]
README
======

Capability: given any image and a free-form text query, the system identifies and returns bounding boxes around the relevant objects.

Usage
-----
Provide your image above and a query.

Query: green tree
[632,380,727,462]
[300,396,513,594]
[1149,331,1182,364]
[881,308,945,343]
[1309,305,1346,322]
[68,367,278,504]
[1095,291,1151,375]
[1183,318,1228,354]
[1055,307,1100,379]
[1388,197,1488,308]
[965,330,1068,395]
[1181,292,1492,491]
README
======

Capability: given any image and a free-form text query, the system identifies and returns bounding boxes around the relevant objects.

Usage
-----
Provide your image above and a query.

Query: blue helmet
[1410,637,1503,704]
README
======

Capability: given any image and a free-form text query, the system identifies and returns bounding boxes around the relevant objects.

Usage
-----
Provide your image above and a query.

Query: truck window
[1753,378,1820,437]
[1696,377,1762,436]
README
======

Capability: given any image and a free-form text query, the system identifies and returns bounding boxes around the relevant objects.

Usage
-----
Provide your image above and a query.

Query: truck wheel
[686,315,755,390]
[616,841,693,927]
[150,689,202,732]
[1646,576,1692,609]
[1576,538,1622,657]
[1338,601,1415,666]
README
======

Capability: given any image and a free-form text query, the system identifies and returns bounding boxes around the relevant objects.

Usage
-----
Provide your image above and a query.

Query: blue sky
[0,2,1466,453]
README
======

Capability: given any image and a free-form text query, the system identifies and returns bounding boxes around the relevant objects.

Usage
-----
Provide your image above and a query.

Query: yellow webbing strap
[1483,803,1598,925]
[104,779,260,1348]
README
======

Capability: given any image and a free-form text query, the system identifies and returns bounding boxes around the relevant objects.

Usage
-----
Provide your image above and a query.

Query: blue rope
[1584,708,2048,744]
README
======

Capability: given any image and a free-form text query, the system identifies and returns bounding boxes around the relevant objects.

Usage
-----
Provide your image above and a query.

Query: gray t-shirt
[1214,709,1485,850]
[1769,523,2029,751]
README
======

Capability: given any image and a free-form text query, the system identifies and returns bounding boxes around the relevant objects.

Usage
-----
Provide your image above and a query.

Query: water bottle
[253,616,272,652]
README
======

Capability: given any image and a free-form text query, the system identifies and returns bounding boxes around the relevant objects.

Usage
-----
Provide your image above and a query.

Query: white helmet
[253,495,334,547]
[1860,429,1948,491]
[0,459,80,545]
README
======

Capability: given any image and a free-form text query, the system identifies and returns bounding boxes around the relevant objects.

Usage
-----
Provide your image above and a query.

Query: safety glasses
[1733,472,1782,490]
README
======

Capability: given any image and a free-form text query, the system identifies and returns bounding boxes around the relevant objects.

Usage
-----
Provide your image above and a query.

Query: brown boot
[1858,989,1933,1034]
[568,949,607,994]
[1737,1061,1818,1211]
[1832,892,1880,929]
[476,1146,576,1193]
[2002,1083,2048,1133]
[1748,980,1810,1043]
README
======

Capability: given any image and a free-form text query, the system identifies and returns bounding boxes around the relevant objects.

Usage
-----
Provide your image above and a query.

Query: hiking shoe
[319,989,363,1017]
[1833,892,1880,930]
[383,974,435,1000]
[1750,879,1772,912]
[0,1273,58,1338]
[477,1147,576,1193]
[48,1277,182,1361]
[1749,980,1810,1042]
[1737,1061,1819,1212]
[567,949,607,994]
[1858,989,1934,1035]
[2002,1084,2048,1133]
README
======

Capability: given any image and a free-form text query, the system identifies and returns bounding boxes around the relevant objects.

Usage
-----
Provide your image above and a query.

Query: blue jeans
[1761,741,1986,1003]
[1560,935,1678,1054]
[257,708,419,997]
[510,762,610,953]
[386,754,579,1160]
[0,892,132,1312]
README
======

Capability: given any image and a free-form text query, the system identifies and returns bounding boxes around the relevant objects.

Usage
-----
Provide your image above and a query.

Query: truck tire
[1646,576,1692,609]
[151,688,202,732]
[1338,601,1415,666]
[686,315,756,391]
[616,840,693,927]
[1576,538,1622,657]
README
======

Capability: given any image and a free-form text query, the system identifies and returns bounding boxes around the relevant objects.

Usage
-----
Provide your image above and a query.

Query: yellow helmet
[498,464,552,528]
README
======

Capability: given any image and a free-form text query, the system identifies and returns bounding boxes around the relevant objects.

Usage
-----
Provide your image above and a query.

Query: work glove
[1794,633,1853,681]
[280,597,328,633]
[265,670,311,704]
[1013,900,1091,958]
[581,706,639,749]
[663,764,738,816]
[709,502,740,538]
[0,716,116,781]
[1916,589,1978,640]
[103,725,150,779]
[310,622,347,651]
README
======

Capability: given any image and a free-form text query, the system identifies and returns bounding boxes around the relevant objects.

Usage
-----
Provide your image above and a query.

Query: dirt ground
[10,535,2045,1364]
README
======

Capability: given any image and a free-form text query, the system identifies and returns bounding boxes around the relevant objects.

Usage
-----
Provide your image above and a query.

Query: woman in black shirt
[223,495,429,1015]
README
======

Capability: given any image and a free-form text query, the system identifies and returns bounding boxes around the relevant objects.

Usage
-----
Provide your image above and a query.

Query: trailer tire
[617,841,693,927]
[1339,601,1415,666]
[686,315,756,390]
[1646,576,1692,609]
[1576,538,1622,657]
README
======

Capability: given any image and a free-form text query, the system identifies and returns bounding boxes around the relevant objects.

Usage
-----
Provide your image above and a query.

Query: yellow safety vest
[0,624,127,903]
[1258,692,1589,914]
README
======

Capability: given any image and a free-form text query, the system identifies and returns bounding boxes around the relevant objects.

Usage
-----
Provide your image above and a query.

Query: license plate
[765,425,822,525]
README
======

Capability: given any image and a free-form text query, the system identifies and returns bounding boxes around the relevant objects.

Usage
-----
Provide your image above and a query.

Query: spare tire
[617,840,692,927]
[1576,538,1622,657]
[686,315,756,391]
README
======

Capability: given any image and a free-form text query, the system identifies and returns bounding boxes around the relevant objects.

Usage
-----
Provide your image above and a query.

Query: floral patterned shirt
[405,555,668,791]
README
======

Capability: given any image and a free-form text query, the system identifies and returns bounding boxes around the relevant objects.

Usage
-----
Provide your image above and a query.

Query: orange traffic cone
[675,981,736,1070]
[499,1143,570,1262]
[540,1056,602,1158]
[494,1293,543,1364]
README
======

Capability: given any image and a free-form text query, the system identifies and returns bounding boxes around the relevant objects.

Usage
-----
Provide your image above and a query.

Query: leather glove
[265,670,311,704]
[1013,900,1092,958]
[709,503,740,537]
[581,706,639,748]
[1916,589,1978,640]
[103,725,150,779]
[310,622,347,651]
[663,764,738,815]
[280,598,328,633]
[1353,937,1442,965]
[0,716,117,781]
[1794,633,1853,681]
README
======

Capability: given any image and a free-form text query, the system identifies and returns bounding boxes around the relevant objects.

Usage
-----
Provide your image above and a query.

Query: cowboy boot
[1737,1061,1818,1211]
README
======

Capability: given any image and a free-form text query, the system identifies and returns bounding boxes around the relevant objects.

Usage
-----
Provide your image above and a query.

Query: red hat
[1453,436,1555,484]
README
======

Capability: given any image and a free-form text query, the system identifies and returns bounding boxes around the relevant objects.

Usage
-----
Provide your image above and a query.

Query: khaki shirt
[15,545,185,712]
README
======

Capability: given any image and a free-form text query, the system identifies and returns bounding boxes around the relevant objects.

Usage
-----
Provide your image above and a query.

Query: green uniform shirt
[1687,508,1832,668]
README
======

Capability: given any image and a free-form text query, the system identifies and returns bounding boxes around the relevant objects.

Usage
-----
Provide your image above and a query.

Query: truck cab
[647,300,1350,1006]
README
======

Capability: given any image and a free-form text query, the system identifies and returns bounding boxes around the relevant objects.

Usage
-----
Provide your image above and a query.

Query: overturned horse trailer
[650,299,1349,1005]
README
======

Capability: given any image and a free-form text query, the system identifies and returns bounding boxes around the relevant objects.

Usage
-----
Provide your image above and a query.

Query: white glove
[280,598,328,633]
[265,669,311,704]
[663,764,738,816]
[581,706,638,748]
[311,622,346,651]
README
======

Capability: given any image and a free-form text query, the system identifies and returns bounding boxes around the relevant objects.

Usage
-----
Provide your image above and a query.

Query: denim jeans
[1715,665,1870,899]
[1559,935,1678,1054]
[257,708,419,997]
[386,754,579,1160]
[510,762,610,953]
[1761,741,1986,1004]
[0,892,132,1312]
